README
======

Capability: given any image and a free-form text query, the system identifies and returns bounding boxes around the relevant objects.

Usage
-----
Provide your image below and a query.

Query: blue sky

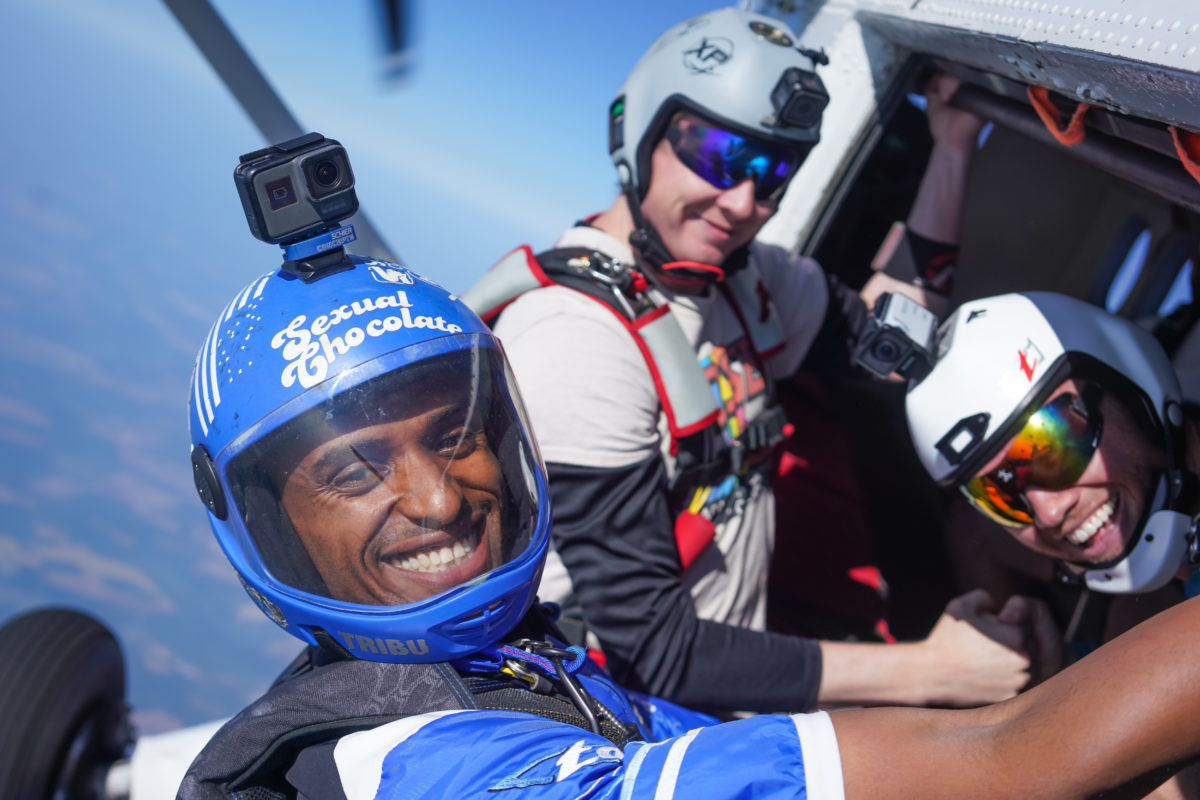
[0,0,749,734]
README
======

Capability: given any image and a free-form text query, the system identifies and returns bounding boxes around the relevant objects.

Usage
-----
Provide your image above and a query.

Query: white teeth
[389,532,481,574]
[1068,499,1115,546]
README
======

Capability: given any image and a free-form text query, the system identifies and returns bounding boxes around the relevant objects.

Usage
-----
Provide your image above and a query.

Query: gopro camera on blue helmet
[234,132,358,247]
[853,292,937,381]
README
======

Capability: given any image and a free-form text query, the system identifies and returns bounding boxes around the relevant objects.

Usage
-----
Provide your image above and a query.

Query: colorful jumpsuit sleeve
[291,708,845,800]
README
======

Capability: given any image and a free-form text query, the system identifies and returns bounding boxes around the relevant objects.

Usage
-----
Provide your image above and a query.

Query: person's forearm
[832,597,1200,800]
[817,640,932,707]
[905,139,975,244]
[859,140,974,318]
[819,591,1035,709]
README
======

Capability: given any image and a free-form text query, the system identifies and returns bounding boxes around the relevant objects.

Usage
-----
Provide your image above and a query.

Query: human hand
[918,588,1032,707]
[924,73,985,152]
[997,594,1063,685]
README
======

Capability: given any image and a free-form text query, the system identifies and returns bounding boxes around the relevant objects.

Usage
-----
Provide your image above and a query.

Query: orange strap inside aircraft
[1027,85,1094,146]
[1170,126,1200,185]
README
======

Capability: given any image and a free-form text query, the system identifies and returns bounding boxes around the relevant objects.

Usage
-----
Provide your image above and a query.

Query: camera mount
[281,224,358,281]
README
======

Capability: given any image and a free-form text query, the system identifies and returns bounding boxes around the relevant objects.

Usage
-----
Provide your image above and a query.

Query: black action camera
[852,292,937,381]
[770,66,829,130]
[234,132,358,245]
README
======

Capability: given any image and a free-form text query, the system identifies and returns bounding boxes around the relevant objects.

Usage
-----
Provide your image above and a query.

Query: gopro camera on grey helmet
[770,67,829,129]
[234,132,358,245]
[853,292,937,381]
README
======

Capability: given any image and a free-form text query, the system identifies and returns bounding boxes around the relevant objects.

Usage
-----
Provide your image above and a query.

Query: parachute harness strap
[453,640,604,734]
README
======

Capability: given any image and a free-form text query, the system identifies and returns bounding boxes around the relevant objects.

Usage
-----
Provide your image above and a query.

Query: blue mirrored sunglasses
[664,111,809,201]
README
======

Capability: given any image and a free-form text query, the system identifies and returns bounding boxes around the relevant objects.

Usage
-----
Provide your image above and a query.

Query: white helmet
[608,7,828,272]
[906,292,1195,594]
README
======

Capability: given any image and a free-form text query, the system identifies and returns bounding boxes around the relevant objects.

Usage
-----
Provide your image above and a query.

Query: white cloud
[1,190,93,242]
[234,600,266,623]
[0,483,35,509]
[0,424,45,450]
[27,474,83,502]
[0,525,176,613]
[0,393,52,427]
[139,639,205,681]
[105,472,185,535]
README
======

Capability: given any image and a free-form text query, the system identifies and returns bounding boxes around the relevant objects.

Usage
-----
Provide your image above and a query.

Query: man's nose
[1024,485,1078,530]
[386,453,464,528]
[716,177,757,219]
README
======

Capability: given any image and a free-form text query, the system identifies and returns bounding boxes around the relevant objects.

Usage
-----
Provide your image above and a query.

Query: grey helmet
[608,7,828,269]
[906,292,1196,594]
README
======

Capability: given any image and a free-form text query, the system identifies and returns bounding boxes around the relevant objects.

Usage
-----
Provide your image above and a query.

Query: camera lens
[303,147,354,202]
[313,159,340,188]
[870,337,899,362]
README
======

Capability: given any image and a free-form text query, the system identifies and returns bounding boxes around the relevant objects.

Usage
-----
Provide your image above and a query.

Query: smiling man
[960,379,1174,569]
[908,291,1199,598]
[206,286,544,663]
[272,368,508,606]
[470,7,1036,715]
[905,291,1200,799]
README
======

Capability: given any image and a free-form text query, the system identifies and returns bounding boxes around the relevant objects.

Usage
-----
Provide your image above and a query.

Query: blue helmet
[188,255,550,662]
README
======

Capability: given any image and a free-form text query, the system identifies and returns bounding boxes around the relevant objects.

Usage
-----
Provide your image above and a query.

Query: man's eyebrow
[304,402,476,473]
[308,436,383,475]
[428,402,473,427]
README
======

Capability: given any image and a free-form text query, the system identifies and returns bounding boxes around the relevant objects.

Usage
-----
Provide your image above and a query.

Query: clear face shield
[224,346,544,609]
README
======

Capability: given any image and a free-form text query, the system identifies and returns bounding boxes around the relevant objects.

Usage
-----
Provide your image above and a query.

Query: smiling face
[278,373,507,606]
[969,380,1164,567]
[639,135,778,268]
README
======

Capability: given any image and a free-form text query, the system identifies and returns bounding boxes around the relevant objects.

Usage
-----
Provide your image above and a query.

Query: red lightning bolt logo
[1019,349,1036,380]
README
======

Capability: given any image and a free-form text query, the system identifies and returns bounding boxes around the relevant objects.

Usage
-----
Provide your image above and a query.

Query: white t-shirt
[494,225,829,630]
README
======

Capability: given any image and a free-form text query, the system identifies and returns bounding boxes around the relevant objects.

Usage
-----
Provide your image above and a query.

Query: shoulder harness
[178,617,641,800]
[463,245,793,570]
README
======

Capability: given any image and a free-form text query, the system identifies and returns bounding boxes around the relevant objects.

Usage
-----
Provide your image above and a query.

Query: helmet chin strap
[623,184,729,293]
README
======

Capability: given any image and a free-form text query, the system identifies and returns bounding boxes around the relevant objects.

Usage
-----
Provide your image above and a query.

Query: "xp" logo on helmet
[683,37,733,74]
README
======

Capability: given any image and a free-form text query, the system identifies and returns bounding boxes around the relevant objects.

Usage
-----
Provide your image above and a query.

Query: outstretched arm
[834,595,1200,799]
[862,74,984,317]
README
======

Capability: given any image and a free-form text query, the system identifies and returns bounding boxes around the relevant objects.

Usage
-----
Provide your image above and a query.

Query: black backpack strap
[177,653,474,800]
[463,245,657,326]
[462,675,641,747]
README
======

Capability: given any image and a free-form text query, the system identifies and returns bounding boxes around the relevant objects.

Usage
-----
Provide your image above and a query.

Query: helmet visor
[664,110,809,201]
[961,390,1102,527]
[225,346,544,607]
